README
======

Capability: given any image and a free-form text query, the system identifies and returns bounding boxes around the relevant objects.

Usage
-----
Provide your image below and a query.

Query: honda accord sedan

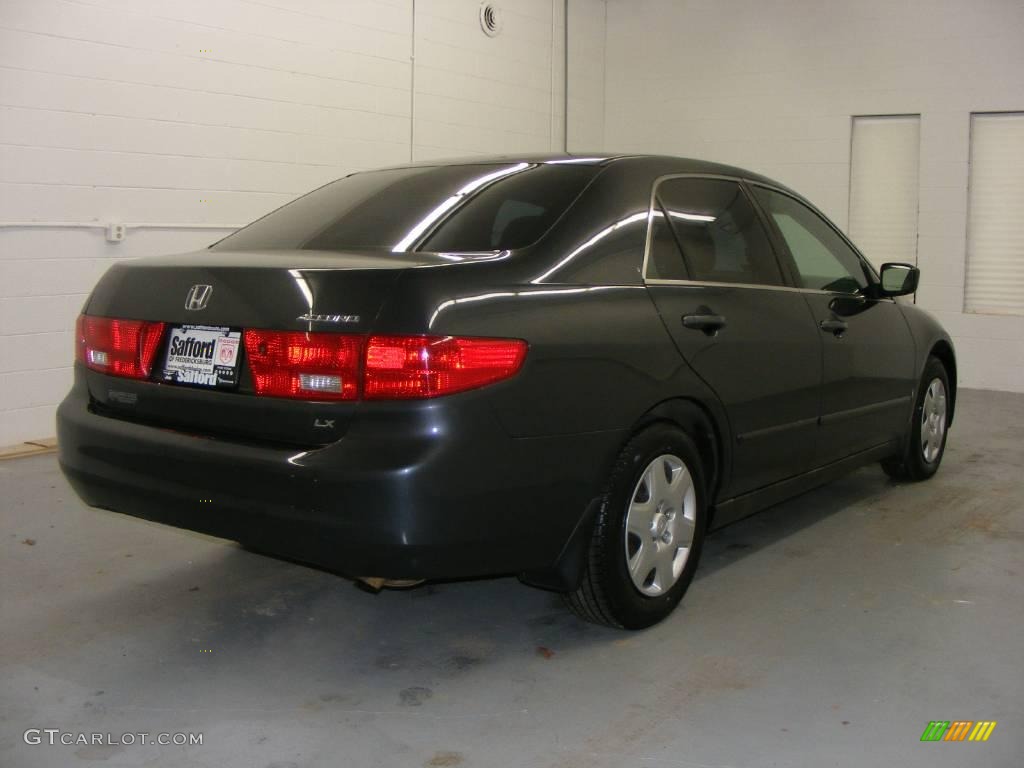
[57,154,955,628]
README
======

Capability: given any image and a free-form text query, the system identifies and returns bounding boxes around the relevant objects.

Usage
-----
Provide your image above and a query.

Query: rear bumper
[57,372,622,581]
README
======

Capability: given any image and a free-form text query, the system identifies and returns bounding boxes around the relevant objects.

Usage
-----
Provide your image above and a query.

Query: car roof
[363,153,791,193]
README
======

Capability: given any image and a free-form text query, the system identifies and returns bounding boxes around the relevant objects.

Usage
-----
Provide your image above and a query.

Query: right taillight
[364,335,527,400]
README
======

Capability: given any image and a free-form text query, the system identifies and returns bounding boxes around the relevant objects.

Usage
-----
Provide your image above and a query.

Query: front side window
[752,187,870,293]
[212,163,599,254]
[646,178,783,285]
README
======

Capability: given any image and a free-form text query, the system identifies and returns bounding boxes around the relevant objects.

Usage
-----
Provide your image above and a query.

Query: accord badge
[297,313,361,323]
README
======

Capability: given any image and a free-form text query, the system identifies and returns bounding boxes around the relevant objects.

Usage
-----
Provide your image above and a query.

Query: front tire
[882,355,950,481]
[563,423,708,629]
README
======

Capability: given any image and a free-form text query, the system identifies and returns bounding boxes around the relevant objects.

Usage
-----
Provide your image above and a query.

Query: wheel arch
[929,339,957,425]
[633,397,725,508]
[518,396,726,594]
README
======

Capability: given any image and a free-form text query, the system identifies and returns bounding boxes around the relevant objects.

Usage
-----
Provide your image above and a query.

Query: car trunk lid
[81,248,468,445]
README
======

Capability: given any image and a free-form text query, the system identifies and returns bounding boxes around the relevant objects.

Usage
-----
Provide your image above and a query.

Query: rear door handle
[820,319,848,336]
[682,314,727,336]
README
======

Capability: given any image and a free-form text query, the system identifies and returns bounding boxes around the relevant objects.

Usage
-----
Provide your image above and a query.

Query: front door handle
[682,314,727,336]
[820,318,848,337]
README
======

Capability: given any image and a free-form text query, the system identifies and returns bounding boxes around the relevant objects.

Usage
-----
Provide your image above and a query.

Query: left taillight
[242,331,528,401]
[75,315,165,379]
[243,329,362,400]
[364,335,528,400]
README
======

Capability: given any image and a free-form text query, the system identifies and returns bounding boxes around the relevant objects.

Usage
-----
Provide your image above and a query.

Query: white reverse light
[87,349,109,367]
[299,373,342,393]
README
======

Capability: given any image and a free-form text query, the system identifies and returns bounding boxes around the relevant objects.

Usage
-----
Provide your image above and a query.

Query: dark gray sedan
[58,154,955,628]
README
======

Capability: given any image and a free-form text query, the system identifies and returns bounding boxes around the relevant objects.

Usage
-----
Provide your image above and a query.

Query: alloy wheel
[921,377,947,464]
[624,454,697,596]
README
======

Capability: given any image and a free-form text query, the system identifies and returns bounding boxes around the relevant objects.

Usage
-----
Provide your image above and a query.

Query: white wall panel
[0,69,413,146]
[0,0,608,444]
[0,106,408,169]
[567,0,605,151]
[0,183,294,226]
[965,113,1024,316]
[411,0,562,160]
[0,369,72,413]
[0,332,72,374]
[848,115,920,269]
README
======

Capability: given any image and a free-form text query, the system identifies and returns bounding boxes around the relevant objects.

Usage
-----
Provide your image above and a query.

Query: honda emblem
[184,284,213,311]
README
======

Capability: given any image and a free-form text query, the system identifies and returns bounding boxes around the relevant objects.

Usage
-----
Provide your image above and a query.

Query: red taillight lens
[364,335,527,400]
[75,315,165,379]
[243,329,362,400]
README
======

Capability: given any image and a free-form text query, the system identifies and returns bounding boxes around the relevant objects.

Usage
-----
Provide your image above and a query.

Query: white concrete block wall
[603,0,1024,393]
[413,0,565,160]
[567,0,605,151]
[0,0,608,445]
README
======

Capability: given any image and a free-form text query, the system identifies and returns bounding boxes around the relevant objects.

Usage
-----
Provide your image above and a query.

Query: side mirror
[876,262,919,297]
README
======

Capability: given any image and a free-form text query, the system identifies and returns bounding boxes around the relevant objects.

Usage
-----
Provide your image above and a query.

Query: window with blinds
[965,113,1024,315]
[848,115,921,271]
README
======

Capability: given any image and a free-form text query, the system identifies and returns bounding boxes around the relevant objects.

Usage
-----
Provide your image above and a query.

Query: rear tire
[562,423,708,629]
[881,356,950,482]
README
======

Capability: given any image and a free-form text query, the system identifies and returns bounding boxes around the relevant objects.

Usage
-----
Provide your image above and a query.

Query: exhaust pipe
[356,577,426,592]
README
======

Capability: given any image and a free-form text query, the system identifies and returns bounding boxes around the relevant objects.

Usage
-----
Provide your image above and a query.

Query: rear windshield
[212,162,599,253]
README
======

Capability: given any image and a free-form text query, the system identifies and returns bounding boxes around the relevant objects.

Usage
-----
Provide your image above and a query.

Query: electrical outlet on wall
[106,223,126,242]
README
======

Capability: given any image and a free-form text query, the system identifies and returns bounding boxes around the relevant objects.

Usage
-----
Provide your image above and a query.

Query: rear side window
[534,209,648,285]
[751,187,870,293]
[212,163,598,254]
[647,178,783,285]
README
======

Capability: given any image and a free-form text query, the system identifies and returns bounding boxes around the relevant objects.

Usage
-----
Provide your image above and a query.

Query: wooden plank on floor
[0,439,58,460]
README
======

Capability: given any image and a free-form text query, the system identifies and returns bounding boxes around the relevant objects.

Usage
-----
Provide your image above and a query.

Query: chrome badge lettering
[297,313,361,324]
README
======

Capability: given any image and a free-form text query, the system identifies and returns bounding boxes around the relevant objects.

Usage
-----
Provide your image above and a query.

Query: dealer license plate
[161,325,241,389]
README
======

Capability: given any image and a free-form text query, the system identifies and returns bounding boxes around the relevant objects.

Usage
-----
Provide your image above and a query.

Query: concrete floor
[1,389,1022,768]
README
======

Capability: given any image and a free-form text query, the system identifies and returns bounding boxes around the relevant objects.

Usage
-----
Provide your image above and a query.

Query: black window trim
[653,194,693,281]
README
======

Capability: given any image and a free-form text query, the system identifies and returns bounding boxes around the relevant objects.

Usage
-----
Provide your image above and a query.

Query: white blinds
[848,115,921,270]
[966,113,1024,315]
